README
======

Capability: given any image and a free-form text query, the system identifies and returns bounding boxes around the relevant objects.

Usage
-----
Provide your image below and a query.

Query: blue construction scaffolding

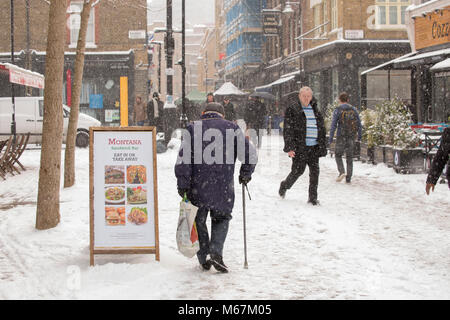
[224,0,266,74]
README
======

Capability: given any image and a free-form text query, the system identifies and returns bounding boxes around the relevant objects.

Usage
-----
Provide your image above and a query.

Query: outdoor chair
[0,137,13,180]
[8,132,30,172]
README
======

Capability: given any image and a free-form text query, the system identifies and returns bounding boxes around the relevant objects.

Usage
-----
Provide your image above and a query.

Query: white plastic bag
[176,200,200,258]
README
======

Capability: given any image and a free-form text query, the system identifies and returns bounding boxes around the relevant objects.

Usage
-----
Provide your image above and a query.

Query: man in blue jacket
[329,92,362,183]
[175,102,257,273]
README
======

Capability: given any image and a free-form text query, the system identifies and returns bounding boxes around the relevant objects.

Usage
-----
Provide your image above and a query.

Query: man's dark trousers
[195,206,232,264]
[335,136,354,181]
[282,145,320,201]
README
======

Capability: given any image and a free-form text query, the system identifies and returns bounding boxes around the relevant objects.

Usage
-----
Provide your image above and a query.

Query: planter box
[393,148,424,174]
[373,145,385,165]
[384,146,394,167]
[360,143,374,163]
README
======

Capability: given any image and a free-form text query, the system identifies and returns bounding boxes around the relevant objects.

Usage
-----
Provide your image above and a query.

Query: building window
[376,0,411,27]
[313,5,321,36]
[331,0,338,30]
[68,2,96,46]
[323,0,328,33]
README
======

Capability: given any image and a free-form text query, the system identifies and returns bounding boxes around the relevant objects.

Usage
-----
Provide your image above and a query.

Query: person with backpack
[329,92,362,183]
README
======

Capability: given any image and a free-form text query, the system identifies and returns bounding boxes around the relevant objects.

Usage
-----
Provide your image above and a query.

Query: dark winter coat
[283,97,327,157]
[244,99,266,128]
[426,127,450,188]
[223,101,236,121]
[175,112,257,214]
[147,98,164,129]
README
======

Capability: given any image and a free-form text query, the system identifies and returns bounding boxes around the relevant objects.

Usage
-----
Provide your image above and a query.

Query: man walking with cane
[175,102,257,273]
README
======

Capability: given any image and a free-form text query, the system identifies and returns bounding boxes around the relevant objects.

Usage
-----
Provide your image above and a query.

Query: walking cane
[242,183,251,269]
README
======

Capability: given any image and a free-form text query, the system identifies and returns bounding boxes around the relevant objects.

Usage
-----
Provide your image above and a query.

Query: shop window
[365,69,411,109]
[433,74,450,123]
[376,0,411,27]
[67,2,96,47]
[309,72,322,109]
[313,5,322,37]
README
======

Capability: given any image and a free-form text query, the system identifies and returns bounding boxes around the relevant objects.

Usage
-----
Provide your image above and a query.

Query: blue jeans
[195,206,232,264]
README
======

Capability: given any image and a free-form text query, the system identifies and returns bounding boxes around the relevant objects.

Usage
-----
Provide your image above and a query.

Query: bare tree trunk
[64,0,95,188]
[35,0,67,230]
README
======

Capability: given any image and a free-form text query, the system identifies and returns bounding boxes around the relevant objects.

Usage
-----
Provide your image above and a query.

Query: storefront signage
[89,94,104,109]
[367,53,404,60]
[345,30,364,40]
[415,8,450,50]
[89,127,160,266]
[0,63,45,89]
[105,109,120,122]
[262,11,280,36]
[129,30,146,40]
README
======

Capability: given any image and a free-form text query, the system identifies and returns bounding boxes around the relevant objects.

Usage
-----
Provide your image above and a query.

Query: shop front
[1,50,137,126]
[361,2,450,125]
[301,40,411,113]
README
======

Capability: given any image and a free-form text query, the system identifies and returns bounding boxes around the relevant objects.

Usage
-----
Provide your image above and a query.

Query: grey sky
[147,0,215,26]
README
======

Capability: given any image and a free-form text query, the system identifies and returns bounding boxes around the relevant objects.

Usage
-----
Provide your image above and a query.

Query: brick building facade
[255,0,412,112]
[0,0,149,125]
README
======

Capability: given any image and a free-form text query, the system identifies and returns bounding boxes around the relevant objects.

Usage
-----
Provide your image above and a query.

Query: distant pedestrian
[222,97,236,122]
[426,127,450,194]
[278,87,327,205]
[163,97,178,145]
[132,96,147,126]
[175,102,257,273]
[147,92,164,132]
[244,96,266,148]
[328,92,362,183]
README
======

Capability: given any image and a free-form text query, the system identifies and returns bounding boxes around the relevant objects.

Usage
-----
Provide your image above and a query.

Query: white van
[0,97,101,147]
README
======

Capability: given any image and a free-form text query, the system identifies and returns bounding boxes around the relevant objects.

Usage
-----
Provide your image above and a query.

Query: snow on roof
[361,52,416,75]
[31,50,134,56]
[430,58,450,71]
[395,48,450,64]
[406,0,450,12]
[298,39,411,56]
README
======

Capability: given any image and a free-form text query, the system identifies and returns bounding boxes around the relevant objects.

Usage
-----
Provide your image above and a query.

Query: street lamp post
[10,0,16,143]
[180,0,187,129]
[150,41,163,94]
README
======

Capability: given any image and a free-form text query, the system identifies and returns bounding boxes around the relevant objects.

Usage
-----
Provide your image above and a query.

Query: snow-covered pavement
[0,135,449,299]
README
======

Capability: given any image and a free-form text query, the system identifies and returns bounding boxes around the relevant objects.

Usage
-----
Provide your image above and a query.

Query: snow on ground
[0,135,449,299]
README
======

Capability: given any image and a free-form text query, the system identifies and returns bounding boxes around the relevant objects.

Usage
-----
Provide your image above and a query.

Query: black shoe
[307,199,320,206]
[279,181,287,199]
[209,254,228,273]
[346,177,351,183]
[200,260,212,271]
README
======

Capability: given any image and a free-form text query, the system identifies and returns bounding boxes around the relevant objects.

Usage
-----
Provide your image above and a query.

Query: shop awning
[0,63,44,89]
[360,52,416,75]
[254,75,295,92]
[393,48,450,67]
[430,58,450,72]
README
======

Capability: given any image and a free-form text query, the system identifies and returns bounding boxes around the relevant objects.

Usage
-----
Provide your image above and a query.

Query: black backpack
[339,107,358,138]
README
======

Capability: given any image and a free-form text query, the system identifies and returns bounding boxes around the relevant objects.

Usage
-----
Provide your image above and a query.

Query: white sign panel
[128,30,146,40]
[345,29,364,39]
[91,129,159,256]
